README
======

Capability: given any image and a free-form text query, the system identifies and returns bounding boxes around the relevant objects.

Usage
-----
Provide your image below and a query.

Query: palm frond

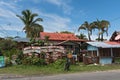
[32,18,43,24]
[16,15,26,24]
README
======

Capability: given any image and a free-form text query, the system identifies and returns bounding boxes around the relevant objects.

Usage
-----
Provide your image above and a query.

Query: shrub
[52,59,66,69]
[5,57,12,66]
[115,58,120,63]
[0,39,17,51]
[20,54,46,66]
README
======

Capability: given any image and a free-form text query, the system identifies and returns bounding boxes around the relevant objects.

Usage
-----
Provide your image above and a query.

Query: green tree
[16,9,43,38]
[93,19,110,41]
[0,39,16,50]
[78,21,95,41]
[60,31,73,34]
[76,33,88,40]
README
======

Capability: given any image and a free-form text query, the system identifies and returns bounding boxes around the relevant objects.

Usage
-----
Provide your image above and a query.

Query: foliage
[0,39,21,60]
[78,21,95,41]
[93,19,110,41]
[76,33,88,40]
[18,54,46,66]
[52,59,66,69]
[16,9,43,38]
[78,20,110,41]
[114,58,120,63]
[2,48,21,60]
[29,38,44,46]
[5,57,12,66]
[44,36,49,45]
[37,40,44,46]
[15,51,24,65]
[60,31,73,34]
[0,39,17,50]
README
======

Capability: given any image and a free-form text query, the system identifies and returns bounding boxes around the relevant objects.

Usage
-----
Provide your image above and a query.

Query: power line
[0,24,13,37]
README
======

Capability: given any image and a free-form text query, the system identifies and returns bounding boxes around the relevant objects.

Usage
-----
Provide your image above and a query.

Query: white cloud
[0,1,18,18]
[33,9,71,32]
[0,8,16,18]
[0,0,72,37]
[0,1,23,32]
[0,1,16,9]
[45,0,62,6]
[13,0,22,3]
[0,24,23,32]
[39,11,71,32]
[45,0,73,14]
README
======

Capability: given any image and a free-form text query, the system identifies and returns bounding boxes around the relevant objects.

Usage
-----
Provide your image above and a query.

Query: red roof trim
[105,41,120,45]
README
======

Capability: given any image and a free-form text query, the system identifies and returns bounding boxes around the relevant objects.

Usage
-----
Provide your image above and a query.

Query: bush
[3,48,21,58]
[52,59,66,69]
[115,58,120,63]
[16,51,24,65]
[5,57,12,66]
[20,54,46,66]
[0,39,17,51]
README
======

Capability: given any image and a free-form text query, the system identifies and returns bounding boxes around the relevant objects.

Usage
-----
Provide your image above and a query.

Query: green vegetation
[0,39,21,59]
[93,19,110,41]
[78,19,110,41]
[60,31,73,34]
[16,54,46,66]
[76,33,88,40]
[78,21,95,41]
[16,9,43,38]
[0,64,120,76]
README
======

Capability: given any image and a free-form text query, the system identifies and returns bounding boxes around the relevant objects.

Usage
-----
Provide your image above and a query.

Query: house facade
[84,42,120,64]
[14,32,86,63]
[40,32,85,55]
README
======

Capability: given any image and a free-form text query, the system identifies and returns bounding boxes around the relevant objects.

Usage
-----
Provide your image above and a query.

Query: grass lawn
[0,63,120,76]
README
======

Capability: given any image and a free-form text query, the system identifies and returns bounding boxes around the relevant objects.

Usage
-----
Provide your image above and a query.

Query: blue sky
[0,0,120,40]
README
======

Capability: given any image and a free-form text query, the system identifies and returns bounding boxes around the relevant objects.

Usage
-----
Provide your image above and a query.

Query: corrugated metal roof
[13,38,30,42]
[86,42,120,48]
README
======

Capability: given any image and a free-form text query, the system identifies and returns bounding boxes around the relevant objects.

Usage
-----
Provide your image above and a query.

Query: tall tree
[78,21,94,41]
[16,9,43,38]
[93,19,110,41]
[76,33,88,40]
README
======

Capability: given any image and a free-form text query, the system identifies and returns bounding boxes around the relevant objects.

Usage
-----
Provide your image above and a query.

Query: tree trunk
[88,31,91,41]
[98,30,101,41]
[101,33,104,41]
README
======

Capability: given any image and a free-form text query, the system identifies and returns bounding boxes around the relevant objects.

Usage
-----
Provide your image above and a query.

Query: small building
[13,32,86,63]
[40,32,85,55]
[84,41,120,64]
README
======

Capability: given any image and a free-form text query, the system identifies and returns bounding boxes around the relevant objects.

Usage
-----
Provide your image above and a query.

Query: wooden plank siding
[113,48,120,57]
[99,48,111,57]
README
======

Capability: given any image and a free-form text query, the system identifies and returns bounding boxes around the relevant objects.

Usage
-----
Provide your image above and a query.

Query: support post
[111,48,113,57]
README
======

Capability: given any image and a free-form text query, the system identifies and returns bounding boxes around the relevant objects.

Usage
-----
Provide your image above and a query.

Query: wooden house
[40,32,85,55]
[84,42,120,65]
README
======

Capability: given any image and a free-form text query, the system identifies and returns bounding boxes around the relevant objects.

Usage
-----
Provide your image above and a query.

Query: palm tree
[93,19,110,41]
[31,24,43,38]
[76,33,88,40]
[78,21,94,41]
[16,9,43,38]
